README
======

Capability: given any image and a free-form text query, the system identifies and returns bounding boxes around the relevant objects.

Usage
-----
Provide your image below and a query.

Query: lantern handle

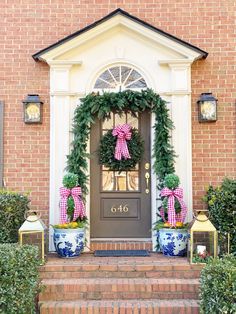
[24,210,41,221]
[193,210,210,222]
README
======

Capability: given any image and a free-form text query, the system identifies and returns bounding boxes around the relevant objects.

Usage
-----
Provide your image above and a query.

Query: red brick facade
[1,1,235,224]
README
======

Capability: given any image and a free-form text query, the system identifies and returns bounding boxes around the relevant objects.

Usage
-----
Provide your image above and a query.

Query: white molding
[50,66,71,92]
[47,60,82,66]
[159,91,191,96]
[38,15,203,63]
[50,92,85,97]
[159,59,193,66]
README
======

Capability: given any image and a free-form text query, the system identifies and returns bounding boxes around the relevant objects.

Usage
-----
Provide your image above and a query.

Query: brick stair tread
[40,299,200,313]
[42,278,199,285]
[41,262,203,273]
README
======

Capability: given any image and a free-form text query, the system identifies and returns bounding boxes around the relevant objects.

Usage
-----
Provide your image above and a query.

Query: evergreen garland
[67,89,176,195]
[99,128,144,172]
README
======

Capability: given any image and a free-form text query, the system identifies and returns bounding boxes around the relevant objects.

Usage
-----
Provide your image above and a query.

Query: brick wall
[1,0,235,223]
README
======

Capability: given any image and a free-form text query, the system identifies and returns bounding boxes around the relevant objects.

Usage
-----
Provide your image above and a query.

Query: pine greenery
[67,89,176,195]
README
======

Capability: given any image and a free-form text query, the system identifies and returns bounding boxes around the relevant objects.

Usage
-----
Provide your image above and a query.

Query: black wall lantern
[23,94,43,124]
[197,92,218,122]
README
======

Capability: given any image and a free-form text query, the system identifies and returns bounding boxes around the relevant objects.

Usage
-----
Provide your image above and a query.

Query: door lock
[145,163,150,170]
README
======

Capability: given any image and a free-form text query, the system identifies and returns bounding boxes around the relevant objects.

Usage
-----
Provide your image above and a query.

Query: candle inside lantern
[197,245,206,255]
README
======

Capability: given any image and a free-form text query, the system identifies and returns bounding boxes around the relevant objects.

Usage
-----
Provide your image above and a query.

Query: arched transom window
[94,65,147,91]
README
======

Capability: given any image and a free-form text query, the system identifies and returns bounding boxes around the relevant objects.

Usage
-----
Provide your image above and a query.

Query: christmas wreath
[99,125,144,172]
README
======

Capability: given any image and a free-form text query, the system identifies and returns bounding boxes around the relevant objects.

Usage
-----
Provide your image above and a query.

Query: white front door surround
[33,10,207,250]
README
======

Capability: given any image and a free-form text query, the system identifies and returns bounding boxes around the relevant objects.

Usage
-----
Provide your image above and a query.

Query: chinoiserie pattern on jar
[159,228,188,256]
[53,228,85,258]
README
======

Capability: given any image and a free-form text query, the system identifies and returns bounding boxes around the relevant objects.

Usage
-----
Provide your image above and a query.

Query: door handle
[145,172,150,194]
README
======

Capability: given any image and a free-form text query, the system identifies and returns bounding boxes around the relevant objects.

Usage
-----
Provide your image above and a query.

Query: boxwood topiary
[0,244,41,314]
[0,190,30,243]
[200,255,236,314]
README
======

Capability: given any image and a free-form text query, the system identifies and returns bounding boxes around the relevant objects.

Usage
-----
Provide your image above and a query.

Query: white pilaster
[162,61,193,222]
[49,65,72,250]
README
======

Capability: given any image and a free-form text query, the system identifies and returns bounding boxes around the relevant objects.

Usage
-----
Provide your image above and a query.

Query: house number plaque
[110,204,129,213]
[101,198,140,219]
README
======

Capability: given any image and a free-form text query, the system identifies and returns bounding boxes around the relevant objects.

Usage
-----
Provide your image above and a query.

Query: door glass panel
[115,171,127,191]
[102,171,114,191]
[115,113,126,125]
[102,113,114,129]
[127,113,138,128]
[127,171,139,191]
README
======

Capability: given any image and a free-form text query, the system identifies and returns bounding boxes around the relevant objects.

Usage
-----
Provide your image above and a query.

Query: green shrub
[204,178,236,254]
[0,190,30,243]
[0,244,41,314]
[200,255,236,314]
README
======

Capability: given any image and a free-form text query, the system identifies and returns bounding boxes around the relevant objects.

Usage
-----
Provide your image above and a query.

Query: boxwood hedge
[204,178,236,254]
[0,190,30,243]
[200,255,236,314]
[0,244,41,314]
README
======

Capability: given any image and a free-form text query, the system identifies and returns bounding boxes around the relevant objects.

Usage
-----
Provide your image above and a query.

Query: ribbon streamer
[112,124,132,160]
[60,187,85,224]
[160,187,187,226]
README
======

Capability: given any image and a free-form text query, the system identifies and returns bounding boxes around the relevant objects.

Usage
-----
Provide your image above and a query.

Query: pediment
[33,8,207,64]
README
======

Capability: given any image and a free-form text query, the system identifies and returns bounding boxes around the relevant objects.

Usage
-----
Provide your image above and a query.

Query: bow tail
[72,196,86,221]
[168,196,176,226]
[122,140,131,159]
[177,197,187,223]
[114,138,122,160]
[60,197,68,224]
[160,207,166,222]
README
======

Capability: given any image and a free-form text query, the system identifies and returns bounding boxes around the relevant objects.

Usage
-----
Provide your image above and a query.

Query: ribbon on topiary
[112,124,131,160]
[60,187,86,223]
[160,187,187,226]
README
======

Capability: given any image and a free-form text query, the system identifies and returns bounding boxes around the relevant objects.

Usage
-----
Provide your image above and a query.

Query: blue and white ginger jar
[159,228,188,257]
[53,228,85,258]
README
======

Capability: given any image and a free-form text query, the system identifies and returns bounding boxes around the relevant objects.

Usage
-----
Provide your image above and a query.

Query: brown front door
[90,111,151,238]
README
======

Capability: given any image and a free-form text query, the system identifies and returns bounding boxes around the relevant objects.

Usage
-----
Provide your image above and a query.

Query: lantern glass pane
[192,231,215,262]
[25,103,41,122]
[200,101,216,121]
[20,231,47,261]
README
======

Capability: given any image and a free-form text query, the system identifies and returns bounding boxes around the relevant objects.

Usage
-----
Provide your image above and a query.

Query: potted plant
[52,173,88,258]
[154,174,188,256]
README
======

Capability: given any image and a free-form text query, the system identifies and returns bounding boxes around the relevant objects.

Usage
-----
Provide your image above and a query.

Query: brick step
[90,240,152,251]
[40,263,202,279]
[39,299,200,314]
[39,278,199,301]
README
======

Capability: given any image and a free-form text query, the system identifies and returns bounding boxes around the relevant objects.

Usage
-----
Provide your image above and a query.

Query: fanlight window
[94,66,147,91]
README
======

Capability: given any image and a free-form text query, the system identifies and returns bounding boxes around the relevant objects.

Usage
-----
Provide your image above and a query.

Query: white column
[49,65,72,251]
[168,62,193,221]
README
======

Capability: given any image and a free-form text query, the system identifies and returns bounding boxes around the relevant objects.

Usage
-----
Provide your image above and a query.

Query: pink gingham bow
[160,187,187,226]
[112,124,132,160]
[60,187,86,224]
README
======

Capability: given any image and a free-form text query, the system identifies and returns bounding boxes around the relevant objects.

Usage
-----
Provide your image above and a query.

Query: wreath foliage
[67,89,176,195]
[99,128,144,172]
